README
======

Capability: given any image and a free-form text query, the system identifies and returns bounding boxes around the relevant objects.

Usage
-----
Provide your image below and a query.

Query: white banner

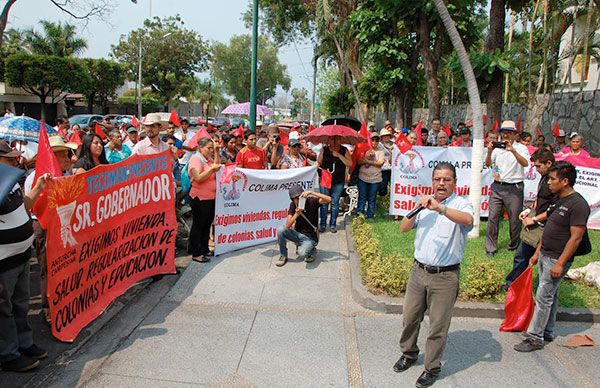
[389,146,600,229]
[214,166,318,255]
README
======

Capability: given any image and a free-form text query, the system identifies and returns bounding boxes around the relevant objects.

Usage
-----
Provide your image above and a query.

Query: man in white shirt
[485,120,530,256]
[174,118,196,165]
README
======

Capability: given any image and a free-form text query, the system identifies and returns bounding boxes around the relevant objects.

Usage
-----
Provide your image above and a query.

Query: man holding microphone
[394,163,474,387]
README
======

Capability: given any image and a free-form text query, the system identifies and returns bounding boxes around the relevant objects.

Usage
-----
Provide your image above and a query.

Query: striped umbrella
[221,102,274,116]
[0,115,57,142]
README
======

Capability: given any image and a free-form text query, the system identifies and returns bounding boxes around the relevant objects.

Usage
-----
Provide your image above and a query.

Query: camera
[492,141,506,149]
[273,135,280,142]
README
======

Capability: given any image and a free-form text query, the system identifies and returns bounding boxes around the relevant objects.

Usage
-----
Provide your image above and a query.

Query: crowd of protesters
[0,110,594,375]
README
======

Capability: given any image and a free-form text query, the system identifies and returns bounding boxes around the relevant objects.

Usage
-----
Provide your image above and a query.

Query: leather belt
[495,181,522,186]
[415,260,460,274]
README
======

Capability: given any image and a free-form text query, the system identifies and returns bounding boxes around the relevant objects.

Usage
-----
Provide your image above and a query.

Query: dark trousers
[379,169,391,196]
[399,264,459,372]
[189,197,215,257]
[505,241,537,288]
[485,182,524,253]
[32,220,48,309]
[0,260,34,362]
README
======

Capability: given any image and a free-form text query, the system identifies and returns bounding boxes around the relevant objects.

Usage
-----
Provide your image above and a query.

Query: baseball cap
[500,120,517,131]
[0,140,23,158]
[460,127,471,135]
[127,126,138,133]
[289,138,301,147]
[288,184,303,199]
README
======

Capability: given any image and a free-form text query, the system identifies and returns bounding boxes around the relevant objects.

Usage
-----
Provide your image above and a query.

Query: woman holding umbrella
[316,137,352,233]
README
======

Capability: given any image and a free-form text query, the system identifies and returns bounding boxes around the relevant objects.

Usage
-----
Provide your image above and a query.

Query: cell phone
[492,141,506,149]
[298,197,306,209]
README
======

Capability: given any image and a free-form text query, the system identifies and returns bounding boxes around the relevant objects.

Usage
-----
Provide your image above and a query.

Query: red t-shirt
[235,146,266,169]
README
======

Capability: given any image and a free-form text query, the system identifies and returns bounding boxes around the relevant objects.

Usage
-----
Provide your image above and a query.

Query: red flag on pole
[279,129,289,147]
[442,122,452,137]
[95,123,107,140]
[552,122,561,137]
[131,115,140,128]
[69,130,82,146]
[492,119,499,132]
[482,114,487,126]
[350,122,372,173]
[516,114,522,131]
[414,120,423,145]
[395,131,412,154]
[232,124,245,140]
[169,109,181,127]
[32,120,63,228]
[187,126,211,149]
[308,124,315,133]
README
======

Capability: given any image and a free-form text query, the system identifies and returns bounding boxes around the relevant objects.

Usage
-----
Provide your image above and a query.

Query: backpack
[181,154,205,195]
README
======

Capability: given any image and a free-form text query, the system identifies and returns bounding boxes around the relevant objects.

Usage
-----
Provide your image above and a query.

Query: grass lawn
[356,213,600,309]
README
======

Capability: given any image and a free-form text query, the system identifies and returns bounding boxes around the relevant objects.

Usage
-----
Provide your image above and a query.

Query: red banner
[45,152,177,342]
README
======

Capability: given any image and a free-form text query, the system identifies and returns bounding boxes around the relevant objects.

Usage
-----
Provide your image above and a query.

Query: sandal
[192,256,210,263]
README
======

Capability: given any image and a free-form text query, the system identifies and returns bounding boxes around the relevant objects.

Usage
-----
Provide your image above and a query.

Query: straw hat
[48,135,78,151]
[143,113,167,129]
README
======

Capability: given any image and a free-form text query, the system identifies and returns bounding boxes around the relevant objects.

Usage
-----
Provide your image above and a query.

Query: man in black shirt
[515,161,590,352]
[505,150,556,288]
[276,185,331,267]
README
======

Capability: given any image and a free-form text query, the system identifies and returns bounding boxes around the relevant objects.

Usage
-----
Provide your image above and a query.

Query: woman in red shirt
[188,137,221,262]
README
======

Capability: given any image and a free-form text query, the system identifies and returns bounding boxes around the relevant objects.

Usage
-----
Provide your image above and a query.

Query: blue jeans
[357,179,380,219]
[526,253,572,342]
[505,241,537,288]
[277,227,316,259]
[319,182,344,228]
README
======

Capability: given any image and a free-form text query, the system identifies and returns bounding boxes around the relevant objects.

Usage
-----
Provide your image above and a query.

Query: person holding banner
[514,161,590,352]
[485,120,530,257]
[276,185,331,267]
[317,137,352,233]
[357,132,385,219]
[188,137,221,263]
[395,162,474,387]
[74,133,109,174]
[562,133,590,158]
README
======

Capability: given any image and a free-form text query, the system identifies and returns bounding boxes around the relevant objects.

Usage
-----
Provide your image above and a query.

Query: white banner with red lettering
[389,146,600,229]
[214,166,318,255]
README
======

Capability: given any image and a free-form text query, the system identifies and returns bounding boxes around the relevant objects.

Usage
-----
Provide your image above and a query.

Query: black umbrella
[0,163,25,204]
[321,115,362,131]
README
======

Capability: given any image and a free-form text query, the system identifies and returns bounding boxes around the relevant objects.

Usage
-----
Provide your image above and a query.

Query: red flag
[414,120,423,146]
[350,122,372,173]
[95,123,107,140]
[536,127,542,137]
[220,163,237,184]
[169,109,181,127]
[131,116,140,128]
[279,130,289,147]
[57,128,68,141]
[188,126,211,149]
[552,122,561,137]
[492,119,499,132]
[442,122,452,137]
[232,124,245,140]
[69,130,82,146]
[32,121,63,228]
[395,131,412,154]
[500,266,535,332]
[516,114,522,131]
[308,124,315,133]
[482,114,487,126]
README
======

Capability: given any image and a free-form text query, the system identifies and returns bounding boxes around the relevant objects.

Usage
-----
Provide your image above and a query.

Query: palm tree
[24,20,87,57]
[432,0,485,237]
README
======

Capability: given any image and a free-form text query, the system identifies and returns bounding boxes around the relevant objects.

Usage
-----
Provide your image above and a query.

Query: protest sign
[45,152,177,342]
[389,146,600,229]
[214,166,318,255]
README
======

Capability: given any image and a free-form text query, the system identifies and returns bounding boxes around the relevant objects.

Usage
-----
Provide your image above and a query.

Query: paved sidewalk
[44,228,600,387]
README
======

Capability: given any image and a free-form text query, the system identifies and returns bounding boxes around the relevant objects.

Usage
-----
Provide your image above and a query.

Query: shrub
[460,261,503,300]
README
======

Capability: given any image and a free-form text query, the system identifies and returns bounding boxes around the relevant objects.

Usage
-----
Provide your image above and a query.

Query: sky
[6,0,314,101]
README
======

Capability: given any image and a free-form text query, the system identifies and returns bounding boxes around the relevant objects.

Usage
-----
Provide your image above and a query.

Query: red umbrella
[303,124,366,145]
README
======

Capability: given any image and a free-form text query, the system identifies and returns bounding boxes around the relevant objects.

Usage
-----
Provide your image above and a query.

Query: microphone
[406,195,436,219]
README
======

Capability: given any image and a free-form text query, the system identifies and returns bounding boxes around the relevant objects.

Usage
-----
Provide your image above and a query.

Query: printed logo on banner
[394,149,425,175]
[524,162,538,180]
[47,179,85,248]
[221,170,248,201]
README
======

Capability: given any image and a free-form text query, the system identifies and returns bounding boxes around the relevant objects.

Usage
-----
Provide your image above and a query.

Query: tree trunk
[394,90,404,130]
[416,11,442,121]
[485,0,505,128]
[404,49,419,128]
[433,0,485,237]
[0,0,17,49]
[504,11,516,103]
[331,32,364,122]
[87,94,95,114]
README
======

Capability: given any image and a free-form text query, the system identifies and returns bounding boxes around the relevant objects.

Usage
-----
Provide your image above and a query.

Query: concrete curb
[344,216,600,323]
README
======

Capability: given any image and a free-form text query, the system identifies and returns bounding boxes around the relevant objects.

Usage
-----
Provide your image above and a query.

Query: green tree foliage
[23,20,87,57]
[324,86,354,116]
[111,15,209,106]
[4,52,87,118]
[290,87,310,118]
[80,58,125,113]
[193,79,229,114]
[211,34,291,103]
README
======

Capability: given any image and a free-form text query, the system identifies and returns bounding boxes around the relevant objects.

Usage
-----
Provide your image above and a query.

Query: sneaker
[19,344,48,360]
[275,256,287,267]
[544,335,555,343]
[329,226,337,233]
[318,226,326,233]
[1,355,40,372]
[514,338,543,352]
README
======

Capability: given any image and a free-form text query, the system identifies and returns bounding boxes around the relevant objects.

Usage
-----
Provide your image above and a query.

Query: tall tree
[0,0,114,48]
[211,34,291,103]
[111,16,209,107]
[24,20,87,57]
[80,58,125,113]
